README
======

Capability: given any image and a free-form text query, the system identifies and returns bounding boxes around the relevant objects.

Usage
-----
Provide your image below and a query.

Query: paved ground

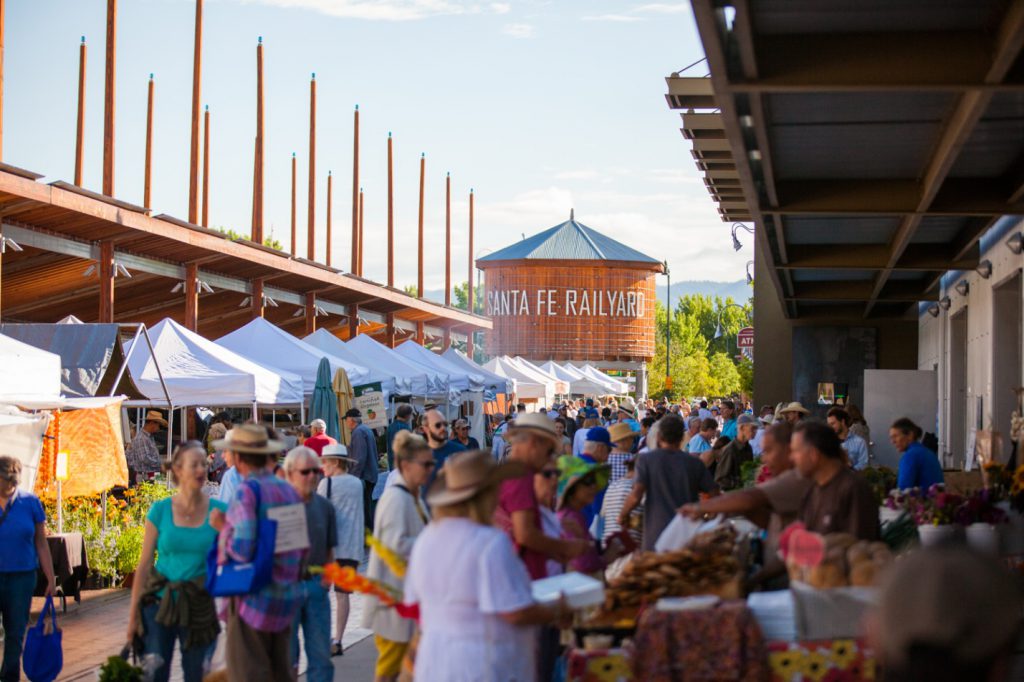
[2,588,376,681]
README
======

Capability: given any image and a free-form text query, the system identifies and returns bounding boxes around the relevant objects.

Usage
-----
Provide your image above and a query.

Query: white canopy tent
[540,361,609,396]
[510,357,570,395]
[485,356,553,404]
[570,363,629,394]
[442,348,513,395]
[130,318,304,407]
[217,318,371,398]
[345,335,440,398]
[0,333,62,404]
[395,341,485,392]
[303,328,401,395]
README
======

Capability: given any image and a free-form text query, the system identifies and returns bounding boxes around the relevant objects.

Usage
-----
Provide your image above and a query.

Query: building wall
[918,216,1024,468]
[480,260,658,362]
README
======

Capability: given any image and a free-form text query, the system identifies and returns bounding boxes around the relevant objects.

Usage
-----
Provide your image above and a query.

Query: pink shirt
[493,472,548,580]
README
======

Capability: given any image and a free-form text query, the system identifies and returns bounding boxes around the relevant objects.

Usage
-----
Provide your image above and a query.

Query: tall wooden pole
[184,262,199,331]
[251,37,264,242]
[0,0,5,160]
[143,74,154,207]
[74,37,86,186]
[417,152,425,298]
[467,188,475,356]
[201,105,210,226]
[326,170,333,267]
[188,0,203,224]
[102,0,116,196]
[445,172,451,307]
[290,152,297,256]
[387,132,394,287]
[307,73,316,261]
[351,105,359,273]
[98,240,115,323]
[358,188,364,276]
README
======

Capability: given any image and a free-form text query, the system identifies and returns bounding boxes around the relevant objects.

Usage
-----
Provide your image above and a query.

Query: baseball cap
[737,413,759,428]
[584,427,611,447]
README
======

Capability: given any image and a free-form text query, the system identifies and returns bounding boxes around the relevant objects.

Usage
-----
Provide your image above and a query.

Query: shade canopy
[395,341,486,392]
[344,334,438,397]
[509,357,570,395]
[569,363,629,394]
[484,356,552,403]
[217,318,371,398]
[0,334,62,404]
[441,348,513,395]
[130,318,304,406]
[539,361,609,396]
[303,328,399,395]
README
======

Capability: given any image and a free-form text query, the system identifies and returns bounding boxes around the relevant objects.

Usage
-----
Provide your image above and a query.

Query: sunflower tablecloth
[566,648,634,682]
[767,639,877,682]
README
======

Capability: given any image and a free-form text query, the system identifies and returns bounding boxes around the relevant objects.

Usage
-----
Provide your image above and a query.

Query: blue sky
[6,0,751,292]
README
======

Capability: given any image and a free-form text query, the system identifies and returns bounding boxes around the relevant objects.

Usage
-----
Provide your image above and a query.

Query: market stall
[568,362,629,395]
[539,361,610,397]
[484,355,553,406]
[303,328,401,396]
[345,334,443,399]
[509,356,570,395]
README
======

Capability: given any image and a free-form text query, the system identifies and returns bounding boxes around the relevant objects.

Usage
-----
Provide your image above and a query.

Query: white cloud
[502,22,535,38]
[582,2,690,23]
[234,0,504,21]
[582,13,644,22]
[634,2,690,14]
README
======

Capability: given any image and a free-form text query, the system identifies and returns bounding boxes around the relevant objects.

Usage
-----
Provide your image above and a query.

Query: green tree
[453,281,484,314]
[216,227,282,251]
[402,284,419,296]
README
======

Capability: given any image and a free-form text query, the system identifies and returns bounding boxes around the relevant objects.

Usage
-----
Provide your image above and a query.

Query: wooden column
[187,0,203,224]
[307,73,316,261]
[98,240,115,323]
[417,153,425,297]
[466,188,475,357]
[251,37,264,242]
[201,105,209,226]
[304,295,317,335]
[445,172,451,306]
[74,37,86,186]
[442,327,451,351]
[251,278,265,318]
[290,152,297,256]
[326,170,332,267]
[415,321,425,346]
[358,188,364,275]
[351,105,359,273]
[348,303,359,339]
[384,313,396,348]
[102,0,116,196]
[184,262,199,331]
[143,74,154,207]
[387,133,394,287]
[0,0,4,160]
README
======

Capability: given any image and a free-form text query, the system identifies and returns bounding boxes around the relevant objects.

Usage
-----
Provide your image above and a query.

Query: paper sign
[266,503,310,554]
[353,383,388,429]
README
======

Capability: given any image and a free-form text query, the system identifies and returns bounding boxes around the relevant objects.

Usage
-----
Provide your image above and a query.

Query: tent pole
[251,401,257,421]
[166,407,174,489]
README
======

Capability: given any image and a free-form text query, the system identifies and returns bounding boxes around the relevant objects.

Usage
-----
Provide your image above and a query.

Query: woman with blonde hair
[404,450,570,681]
[362,430,433,682]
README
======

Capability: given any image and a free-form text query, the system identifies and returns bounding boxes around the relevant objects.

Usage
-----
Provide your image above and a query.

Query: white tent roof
[344,334,440,397]
[570,363,629,394]
[216,318,371,398]
[510,357,570,394]
[484,356,553,403]
[395,341,484,392]
[303,329,399,394]
[130,318,304,406]
[539,361,609,396]
[442,348,513,395]
[0,333,62,404]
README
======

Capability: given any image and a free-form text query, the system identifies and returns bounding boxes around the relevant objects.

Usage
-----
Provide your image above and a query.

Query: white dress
[404,518,538,682]
[316,474,365,562]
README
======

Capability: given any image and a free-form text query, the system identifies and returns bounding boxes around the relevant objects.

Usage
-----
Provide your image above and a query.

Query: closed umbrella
[310,357,341,441]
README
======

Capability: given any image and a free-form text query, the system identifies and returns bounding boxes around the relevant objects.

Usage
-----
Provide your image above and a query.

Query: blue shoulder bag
[23,594,62,682]
[206,480,278,597]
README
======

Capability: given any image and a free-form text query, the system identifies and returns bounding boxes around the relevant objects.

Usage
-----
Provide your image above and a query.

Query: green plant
[98,655,142,682]
[115,526,145,577]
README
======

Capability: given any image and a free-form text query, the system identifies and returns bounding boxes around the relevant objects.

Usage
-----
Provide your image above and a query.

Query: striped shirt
[600,477,642,545]
[219,472,306,632]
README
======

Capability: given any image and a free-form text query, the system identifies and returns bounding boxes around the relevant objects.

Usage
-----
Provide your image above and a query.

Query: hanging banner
[353,382,387,429]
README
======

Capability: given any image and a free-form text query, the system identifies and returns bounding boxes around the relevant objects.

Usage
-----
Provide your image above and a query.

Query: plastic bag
[654,514,723,552]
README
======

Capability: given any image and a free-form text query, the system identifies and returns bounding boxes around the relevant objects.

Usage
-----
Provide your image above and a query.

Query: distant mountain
[417,280,752,308]
[655,280,752,305]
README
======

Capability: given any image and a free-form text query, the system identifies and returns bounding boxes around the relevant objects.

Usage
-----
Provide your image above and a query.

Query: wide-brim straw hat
[779,401,810,415]
[426,450,526,508]
[506,413,561,449]
[213,424,285,454]
[556,455,610,510]
[607,422,636,445]
[321,443,358,465]
[144,410,168,427]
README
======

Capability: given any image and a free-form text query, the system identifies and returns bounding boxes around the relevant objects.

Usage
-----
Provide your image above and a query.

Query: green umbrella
[310,357,341,441]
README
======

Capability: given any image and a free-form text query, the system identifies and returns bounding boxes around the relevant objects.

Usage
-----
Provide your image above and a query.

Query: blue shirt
[425,440,466,491]
[843,433,870,470]
[349,423,380,484]
[218,466,242,504]
[687,434,711,454]
[897,442,944,490]
[386,419,412,469]
[720,419,737,440]
[0,490,45,573]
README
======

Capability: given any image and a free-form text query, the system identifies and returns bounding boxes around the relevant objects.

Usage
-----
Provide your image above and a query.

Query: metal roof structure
[0,166,490,342]
[478,212,662,266]
[670,0,1024,320]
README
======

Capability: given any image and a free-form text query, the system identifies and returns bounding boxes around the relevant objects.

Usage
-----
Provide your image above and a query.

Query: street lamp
[664,260,671,393]
[731,223,754,252]
[745,260,755,285]
[713,302,751,356]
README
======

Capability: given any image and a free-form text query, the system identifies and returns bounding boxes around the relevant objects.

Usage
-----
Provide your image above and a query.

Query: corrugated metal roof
[479,212,661,264]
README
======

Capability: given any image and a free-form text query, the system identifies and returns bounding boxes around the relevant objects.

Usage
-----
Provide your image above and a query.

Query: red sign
[737,326,754,348]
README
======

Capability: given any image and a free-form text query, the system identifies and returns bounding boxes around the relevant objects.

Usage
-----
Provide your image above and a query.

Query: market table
[35,532,88,611]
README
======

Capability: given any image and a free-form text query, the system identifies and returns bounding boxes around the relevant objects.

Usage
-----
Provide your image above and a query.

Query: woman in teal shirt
[126,442,226,682]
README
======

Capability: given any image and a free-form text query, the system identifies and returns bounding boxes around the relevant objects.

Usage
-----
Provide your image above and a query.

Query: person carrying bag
[22,594,61,682]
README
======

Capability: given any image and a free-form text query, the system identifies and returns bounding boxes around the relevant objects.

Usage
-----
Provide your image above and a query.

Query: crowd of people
[0,389,1020,682]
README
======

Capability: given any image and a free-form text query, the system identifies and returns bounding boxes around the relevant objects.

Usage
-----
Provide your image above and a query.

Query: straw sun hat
[607,422,636,445]
[426,450,525,508]
[779,402,810,415]
[212,423,285,454]
[144,410,168,427]
[506,413,561,449]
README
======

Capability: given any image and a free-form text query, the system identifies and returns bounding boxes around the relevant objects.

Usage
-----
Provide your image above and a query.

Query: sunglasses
[431,421,449,428]
[296,467,319,476]
[539,469,559,479]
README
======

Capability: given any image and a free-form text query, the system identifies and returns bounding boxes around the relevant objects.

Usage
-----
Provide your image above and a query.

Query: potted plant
[913,485,964,547]
[981,462,1024,554]
[955,488,1008,555]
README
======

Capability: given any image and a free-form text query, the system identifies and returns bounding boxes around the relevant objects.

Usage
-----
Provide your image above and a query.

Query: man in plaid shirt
[211,425,307,682]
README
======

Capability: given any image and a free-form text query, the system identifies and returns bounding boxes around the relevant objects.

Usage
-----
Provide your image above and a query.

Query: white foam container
[531,572,605,610]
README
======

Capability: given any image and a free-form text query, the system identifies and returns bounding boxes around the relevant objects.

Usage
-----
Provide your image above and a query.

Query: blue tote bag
[206,480,278,597]
[22,594,62,682]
